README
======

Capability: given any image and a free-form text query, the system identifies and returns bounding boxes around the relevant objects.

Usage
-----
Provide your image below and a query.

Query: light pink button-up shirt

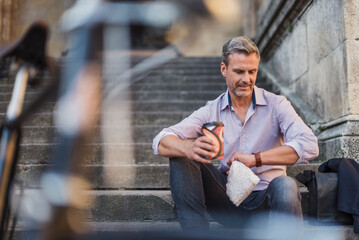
[153,86,319,190]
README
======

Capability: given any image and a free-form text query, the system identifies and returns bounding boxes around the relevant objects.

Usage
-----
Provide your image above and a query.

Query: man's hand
[227,152,255,171]
[185,136,218,164]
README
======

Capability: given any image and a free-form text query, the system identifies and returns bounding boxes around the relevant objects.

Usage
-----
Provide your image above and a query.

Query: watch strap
[253,152,262,167]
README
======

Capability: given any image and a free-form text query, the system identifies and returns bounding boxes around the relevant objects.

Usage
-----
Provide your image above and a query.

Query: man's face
[221,52,259,99]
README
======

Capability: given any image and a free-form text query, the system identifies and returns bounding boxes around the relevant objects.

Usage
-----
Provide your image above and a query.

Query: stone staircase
[0,56,358,239]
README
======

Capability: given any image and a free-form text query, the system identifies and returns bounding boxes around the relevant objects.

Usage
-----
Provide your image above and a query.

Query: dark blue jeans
[169,157,302,231]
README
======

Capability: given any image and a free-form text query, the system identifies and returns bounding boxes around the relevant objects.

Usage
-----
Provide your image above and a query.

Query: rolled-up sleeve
[276,97,319,164]
[152,104,211,155]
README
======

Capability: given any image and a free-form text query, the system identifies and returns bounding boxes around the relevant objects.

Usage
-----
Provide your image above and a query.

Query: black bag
[296,170,353,224]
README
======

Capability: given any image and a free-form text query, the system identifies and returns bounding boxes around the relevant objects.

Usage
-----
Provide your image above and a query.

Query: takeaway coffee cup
[202,121,224,160]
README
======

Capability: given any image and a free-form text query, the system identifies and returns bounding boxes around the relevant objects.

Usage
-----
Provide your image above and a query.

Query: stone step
[0,89,224,104]
[0,91,56,102]
[86,188,304,221]
[102,111,191,126]
[164,57,221,64]
[18,140,323,168]
[16,163,320,189]
[104,56,221,66]
[130,90,223,101]
[119,57,221,67]
[13,188,309,223]
[130,82,227,91]
[24,189,331,223]
[1,111,192,127]
[11,221,359,240]
[16,164,170,189]
[0,81,273,97]
[0,84,14,92]
[87,190,176,222]
[0,82,226,92]
[148,69,222,76]
[19,125,166,144]
[125,75,224,83]
[85,222,359,240]
[129,81,274,92]
[155,62,221,69]
[105,61,221,70]
[13,190,176,225]
[18,143,167,165]
[24,124,321,147]
[0,100,207,113]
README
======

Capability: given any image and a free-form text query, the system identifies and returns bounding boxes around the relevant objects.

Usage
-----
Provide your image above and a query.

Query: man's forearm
[158,135,189,158]
[261,145,299,165]
[229,145,299,168]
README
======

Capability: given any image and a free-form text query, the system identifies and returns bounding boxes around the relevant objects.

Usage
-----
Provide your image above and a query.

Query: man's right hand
[184,136,218,164]
[158,135,217,164]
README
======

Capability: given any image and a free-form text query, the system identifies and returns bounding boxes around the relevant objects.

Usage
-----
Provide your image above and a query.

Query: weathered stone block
[292,72,324,123]
[321,136,359,161]
[343,0,359,39]
[287,163,320,179]
[306,43,347,121]
[306,0,345,66]
[346,40,359,114]
[318,119,359,141]
[265,19,308,86]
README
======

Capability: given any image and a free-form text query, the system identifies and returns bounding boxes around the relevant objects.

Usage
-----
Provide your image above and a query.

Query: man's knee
[169,157,199,170]
[266,176,303,218]
[267,176,301,204]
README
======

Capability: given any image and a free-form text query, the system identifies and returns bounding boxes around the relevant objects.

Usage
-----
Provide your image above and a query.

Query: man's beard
[232,82,253,97]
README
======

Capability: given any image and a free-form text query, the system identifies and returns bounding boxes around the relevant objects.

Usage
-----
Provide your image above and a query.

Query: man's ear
[220,62,226,77]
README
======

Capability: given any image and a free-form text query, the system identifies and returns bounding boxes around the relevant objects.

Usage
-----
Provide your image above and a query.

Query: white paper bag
[226,161,260,206]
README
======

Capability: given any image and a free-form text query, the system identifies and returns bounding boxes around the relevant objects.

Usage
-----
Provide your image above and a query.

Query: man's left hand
[227,152,256,172]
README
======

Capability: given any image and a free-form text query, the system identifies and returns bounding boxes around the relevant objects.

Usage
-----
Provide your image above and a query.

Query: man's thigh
[199,163,268,227]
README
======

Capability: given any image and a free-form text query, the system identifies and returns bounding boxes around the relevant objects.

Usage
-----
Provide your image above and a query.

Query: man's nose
[242,72,250,82]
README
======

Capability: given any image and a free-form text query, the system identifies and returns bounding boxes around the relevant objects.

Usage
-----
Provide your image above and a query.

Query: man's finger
[198,135,215,145]
[227,157,237,168]
[195,147,216,159]
[194,155,211,164]
[228,152,241,168]
[195,140,218,153]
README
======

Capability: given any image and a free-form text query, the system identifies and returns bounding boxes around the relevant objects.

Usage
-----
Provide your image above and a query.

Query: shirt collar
[253,86,267,106]
[221,86,265,110]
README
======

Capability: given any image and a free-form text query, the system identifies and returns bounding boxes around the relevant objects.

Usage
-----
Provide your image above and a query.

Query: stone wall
[255,0,359,161]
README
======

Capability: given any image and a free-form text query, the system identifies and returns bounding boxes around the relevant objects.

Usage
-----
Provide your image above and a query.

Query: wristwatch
[253,152,262,167]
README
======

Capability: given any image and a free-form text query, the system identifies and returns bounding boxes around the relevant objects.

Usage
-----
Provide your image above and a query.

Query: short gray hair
[222,36,260,66]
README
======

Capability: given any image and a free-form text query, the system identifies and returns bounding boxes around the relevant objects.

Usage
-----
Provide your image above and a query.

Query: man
[152,36,319,231]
